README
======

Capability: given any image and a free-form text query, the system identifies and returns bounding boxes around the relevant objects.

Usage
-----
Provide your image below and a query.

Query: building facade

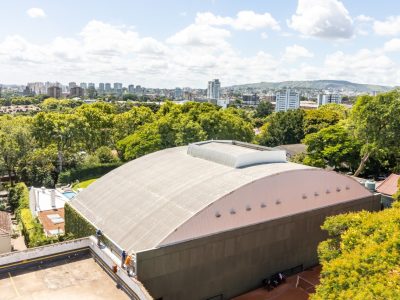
[207,79,221,104]
[69,140,380,300]
[242,94,260,106]
[317,93,342,106]
[47,86,62,99]
[0,211,11,254]
[98,83,105,93]
[70,86,84,98]
[275,89,300,112]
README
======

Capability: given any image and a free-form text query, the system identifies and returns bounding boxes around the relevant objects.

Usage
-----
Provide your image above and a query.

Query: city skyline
[1,1,400,88]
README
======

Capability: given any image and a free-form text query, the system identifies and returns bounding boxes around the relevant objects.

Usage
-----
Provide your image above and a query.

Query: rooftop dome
[70,141,371,253]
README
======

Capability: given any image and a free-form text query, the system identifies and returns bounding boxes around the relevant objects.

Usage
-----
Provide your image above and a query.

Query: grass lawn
[72,178,98,190]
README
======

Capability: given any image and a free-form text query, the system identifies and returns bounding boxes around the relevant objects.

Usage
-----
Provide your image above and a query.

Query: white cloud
[383,38,400,52]
[323,49,396,83]
[260,32,268,39]
[374,16,400,36]
[166,24,231,48]
[355,15,374,22]
[283,44,314,61]
[0,17,399,87]
[288,0,353,39]
[26,8,46,18]
[195,11,280,31]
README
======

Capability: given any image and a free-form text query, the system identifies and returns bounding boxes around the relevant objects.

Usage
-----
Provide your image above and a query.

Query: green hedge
[58,163,122,184]
[8,182,29,212]
[64,203,96,238]
[20,208,44,247]
[64,203,116,252]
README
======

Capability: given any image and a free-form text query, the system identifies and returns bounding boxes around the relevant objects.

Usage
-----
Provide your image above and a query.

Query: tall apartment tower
[98,83,105,93]
[80,82,87,89]
[207,79,221,104]
[105,83,111,92]
[70,86,85,98]
[68,82,77,90]
[47,86,62,99]
[128,84,135,93]
[275,89,300,112]
[317,94,342,106]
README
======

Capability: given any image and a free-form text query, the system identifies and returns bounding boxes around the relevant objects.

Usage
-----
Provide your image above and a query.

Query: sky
[1,0,400,88]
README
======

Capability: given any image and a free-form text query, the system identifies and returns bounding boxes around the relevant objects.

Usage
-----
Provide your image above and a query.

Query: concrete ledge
[0,236,153,300]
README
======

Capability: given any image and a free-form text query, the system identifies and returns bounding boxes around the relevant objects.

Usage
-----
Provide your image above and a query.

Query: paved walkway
[233,266,321,300]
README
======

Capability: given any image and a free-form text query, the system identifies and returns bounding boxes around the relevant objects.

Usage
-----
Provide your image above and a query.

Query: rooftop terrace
[0,253,129,300]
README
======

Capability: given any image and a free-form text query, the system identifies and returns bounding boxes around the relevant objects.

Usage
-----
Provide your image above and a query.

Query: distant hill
[228,80,393,93]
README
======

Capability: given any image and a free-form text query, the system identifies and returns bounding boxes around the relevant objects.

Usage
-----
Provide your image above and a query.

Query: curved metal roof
[69,141,371,253]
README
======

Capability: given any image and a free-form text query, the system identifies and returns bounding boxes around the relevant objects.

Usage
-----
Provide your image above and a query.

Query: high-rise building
[128,84,135,93]
[174,87,183,100]
[88,83,95,89]
[105,83,111,92]
[28,82,46,95]
[135,85,143,95]
[23,86,33,96]
[70,86,85,98]
[317,94,342,106]
[113,82,123,95]
[113,82,123,90]
[207,79,221,104]
[68,82,77,89]
[275,89,300,112]
[98,83,105,92]
[47,86,62,99]
[80,82,87,89]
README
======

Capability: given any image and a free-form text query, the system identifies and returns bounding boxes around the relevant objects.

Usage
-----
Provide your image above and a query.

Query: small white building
[217,99,230,108]
[29,187,75,236]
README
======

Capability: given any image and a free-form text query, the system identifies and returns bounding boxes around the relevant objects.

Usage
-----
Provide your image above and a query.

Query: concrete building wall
[0,235,11,254]
[137,194,380,300]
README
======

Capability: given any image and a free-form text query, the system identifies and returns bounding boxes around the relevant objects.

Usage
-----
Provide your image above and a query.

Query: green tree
[0,116,32,185]
[118,123,162,160]
[112,106,154,142]
[95,146,119,164]
[254,101,274,118]
[304,104,347,135]
[303,123,360,170]
[256,109,305,147]
[350,90,400,176]
[19,146,58,187]
[313,205,400,299]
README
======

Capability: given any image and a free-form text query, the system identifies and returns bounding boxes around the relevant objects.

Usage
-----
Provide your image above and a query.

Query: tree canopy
[313,203,400,299]
[350,90,400,176]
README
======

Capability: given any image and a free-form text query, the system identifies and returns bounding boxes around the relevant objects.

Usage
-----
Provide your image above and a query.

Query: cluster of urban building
[6,81,204,100]
[1,79,344,112]
[205,79,342,111]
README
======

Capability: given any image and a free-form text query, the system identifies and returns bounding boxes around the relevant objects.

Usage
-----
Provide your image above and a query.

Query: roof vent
[260,203,267,208]
[326,189,330,194]
[230,208,236,215]
[246,205,251,211]
[314,192,319,196]
[345,185,350,190]
[336,187,341,192]
[302,194,307,199]
[275,199,281,205]
[215,212,221,218]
